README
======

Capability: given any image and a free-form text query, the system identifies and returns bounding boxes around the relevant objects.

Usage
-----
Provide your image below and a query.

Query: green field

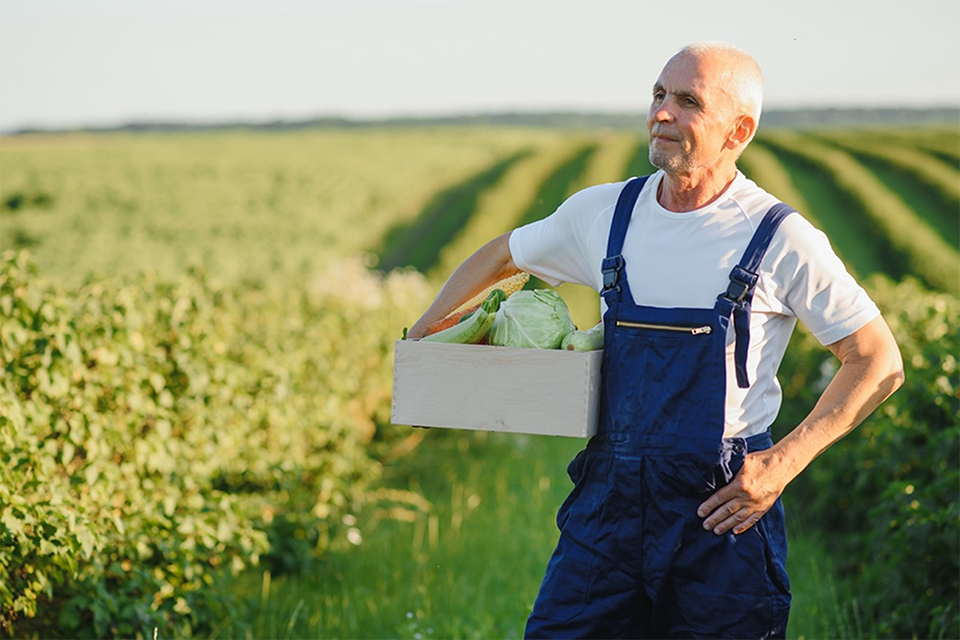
[1,124,957,639]
[210,430,879,640]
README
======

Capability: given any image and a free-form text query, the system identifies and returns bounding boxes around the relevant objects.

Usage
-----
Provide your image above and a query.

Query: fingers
[697,481,767,536]
[701,501,749,535]
[696,487,730,519]
[696,450,786,535]
[732,512,763,535]
[705,506,763,536]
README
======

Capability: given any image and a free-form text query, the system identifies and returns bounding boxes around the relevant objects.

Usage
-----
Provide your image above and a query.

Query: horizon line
[3,105,959,136]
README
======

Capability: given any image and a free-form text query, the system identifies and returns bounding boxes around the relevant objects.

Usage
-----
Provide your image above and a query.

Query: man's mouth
[650,128,678,142]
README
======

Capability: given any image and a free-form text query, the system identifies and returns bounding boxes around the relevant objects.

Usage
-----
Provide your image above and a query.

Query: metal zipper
[615,320,713,335]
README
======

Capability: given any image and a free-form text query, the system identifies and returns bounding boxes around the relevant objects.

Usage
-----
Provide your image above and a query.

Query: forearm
[407,232,519,339]
[768,315,905,484]
[698,316,903,535]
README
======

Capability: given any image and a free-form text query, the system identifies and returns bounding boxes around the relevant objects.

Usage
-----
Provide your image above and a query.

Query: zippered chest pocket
[615,320,713,336]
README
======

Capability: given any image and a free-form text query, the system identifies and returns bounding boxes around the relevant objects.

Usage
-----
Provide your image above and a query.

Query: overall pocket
[533,451,612,622]
[645,448,745,499]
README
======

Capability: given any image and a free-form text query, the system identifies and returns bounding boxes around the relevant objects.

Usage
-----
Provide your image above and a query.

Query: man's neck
[658,166,738,212]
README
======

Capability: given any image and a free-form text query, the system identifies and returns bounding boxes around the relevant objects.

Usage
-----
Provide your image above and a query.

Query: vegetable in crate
[422,305,480,336]
[422,271,530,336]
[451,271,529,314]
[418,289,506,344]
[489,289,577,349]
[561,322,604,351]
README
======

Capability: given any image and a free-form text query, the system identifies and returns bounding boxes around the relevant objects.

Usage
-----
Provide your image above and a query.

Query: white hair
[678,41,764,123]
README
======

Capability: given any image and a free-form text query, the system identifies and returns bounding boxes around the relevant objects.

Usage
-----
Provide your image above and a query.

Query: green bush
[776,276,959,639]
[0,250,431,637]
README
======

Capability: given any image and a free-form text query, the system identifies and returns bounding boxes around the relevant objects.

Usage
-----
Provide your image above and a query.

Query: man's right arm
[406,231,520,340]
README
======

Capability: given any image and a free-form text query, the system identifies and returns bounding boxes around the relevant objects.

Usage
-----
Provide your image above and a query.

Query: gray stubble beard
[648,145,694,174]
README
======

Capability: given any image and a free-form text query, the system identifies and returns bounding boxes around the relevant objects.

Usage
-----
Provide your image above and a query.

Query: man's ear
[727,115,757,151]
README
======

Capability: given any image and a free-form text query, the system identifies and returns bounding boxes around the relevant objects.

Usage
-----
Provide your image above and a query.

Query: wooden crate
[391,340,602,438]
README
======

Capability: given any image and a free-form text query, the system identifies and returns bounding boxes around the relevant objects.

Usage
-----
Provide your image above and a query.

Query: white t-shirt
[509,170,880,438]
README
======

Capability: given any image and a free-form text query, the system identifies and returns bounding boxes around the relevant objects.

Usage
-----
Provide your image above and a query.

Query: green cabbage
[489,289,577,349]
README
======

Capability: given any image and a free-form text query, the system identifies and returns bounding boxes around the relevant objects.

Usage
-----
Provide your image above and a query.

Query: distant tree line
[5,107,958,135]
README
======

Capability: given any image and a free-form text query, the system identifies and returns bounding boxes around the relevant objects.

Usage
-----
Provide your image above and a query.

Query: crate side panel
[392,341,599,437]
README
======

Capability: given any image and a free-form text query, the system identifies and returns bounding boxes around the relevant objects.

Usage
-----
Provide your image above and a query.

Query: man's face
[647,52,737,176]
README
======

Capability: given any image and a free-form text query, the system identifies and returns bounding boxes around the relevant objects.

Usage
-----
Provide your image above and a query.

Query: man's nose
[651,104,673,122]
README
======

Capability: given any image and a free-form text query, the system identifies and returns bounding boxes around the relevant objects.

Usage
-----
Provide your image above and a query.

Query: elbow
[881,367,905,403]
[888,361,905,397]
[487,231,521,282]
[872,316,905,401]
[882,346,906,400]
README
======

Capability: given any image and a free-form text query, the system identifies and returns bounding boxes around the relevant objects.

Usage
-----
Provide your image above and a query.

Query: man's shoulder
[568,179,634,206]
[563,174,663,219]
[722,175,835,266]
[728,173,783,222]
[546,179,633,229]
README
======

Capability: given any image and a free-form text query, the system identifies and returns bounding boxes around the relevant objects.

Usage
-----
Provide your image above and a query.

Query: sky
[1,0,958,132]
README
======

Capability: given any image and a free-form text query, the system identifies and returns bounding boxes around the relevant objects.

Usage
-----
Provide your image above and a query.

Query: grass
[217,429,581,639]
[218,428,868,639]
[784,522,879,639]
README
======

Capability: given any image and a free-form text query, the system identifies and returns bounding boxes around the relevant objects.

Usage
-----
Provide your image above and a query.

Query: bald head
[672,41,764,124]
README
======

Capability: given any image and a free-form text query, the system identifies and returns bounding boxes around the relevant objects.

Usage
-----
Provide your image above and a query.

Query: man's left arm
[698,315,905,535]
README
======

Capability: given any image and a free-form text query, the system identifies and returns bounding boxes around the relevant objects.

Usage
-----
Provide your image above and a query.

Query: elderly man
[408,42,903,638]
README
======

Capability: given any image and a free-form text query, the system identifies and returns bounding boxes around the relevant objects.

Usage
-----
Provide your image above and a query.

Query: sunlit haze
[1,0,958,132]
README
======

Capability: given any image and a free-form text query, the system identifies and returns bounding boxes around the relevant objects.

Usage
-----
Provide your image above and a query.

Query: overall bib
[525,177,794,639]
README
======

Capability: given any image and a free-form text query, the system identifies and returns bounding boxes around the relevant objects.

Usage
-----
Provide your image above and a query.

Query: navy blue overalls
[525,176,794,639]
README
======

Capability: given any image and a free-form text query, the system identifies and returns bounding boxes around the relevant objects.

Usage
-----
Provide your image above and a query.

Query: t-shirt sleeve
[763,214,880,346]
[508,183,619,290]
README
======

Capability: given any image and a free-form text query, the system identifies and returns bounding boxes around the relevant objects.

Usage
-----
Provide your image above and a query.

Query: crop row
[757,130,959,296]
[432,131,649,281]
[375,125,959,324]
[0,128,556,287]
[840,126,960,165]
[379,127,958,301]
[744,138,895,278]
[397,133,648,328]
[376,149,533,273]
[809,130,959,247]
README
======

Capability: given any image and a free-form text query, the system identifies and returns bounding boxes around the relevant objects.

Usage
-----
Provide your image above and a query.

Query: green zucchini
[419,289,505,344]
[560,321,604,351]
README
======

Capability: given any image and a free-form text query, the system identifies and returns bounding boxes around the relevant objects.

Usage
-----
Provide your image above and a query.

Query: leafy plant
[0,251,432,636]
[775,276,959,639]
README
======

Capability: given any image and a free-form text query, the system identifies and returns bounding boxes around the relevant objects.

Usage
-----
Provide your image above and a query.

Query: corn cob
[452,272,529,315]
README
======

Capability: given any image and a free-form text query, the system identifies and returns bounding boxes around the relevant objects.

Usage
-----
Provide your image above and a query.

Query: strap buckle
[601,255,624,292]
[725,266,757,303]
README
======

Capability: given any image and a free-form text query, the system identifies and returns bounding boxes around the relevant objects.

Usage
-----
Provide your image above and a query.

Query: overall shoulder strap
[723,202,797,388]
[601,175,650,303]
